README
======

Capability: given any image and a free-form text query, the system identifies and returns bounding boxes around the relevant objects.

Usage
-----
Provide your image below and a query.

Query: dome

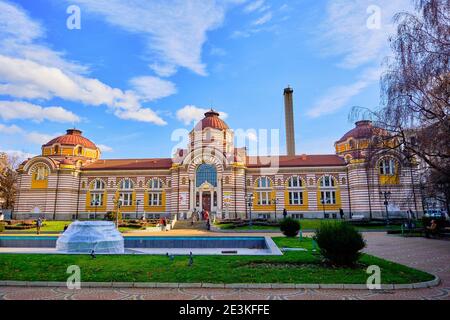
[43,129,97,150]
[194,110,229,131]
[336,121,387,144]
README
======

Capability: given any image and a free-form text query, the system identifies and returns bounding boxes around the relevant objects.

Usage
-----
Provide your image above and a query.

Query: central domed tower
[189,110,234,155]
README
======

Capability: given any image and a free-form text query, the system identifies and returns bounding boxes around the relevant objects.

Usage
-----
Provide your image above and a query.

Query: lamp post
[380,191,392,225]
[246,194,254,227]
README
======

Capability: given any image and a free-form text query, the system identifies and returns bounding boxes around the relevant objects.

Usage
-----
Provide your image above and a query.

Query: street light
[379,191,392,225]
[246,193,254,227]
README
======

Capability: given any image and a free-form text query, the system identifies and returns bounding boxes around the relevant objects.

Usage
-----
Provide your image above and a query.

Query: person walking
[339,208,345,220]
[283,208,288,220]
[36,217,42,235]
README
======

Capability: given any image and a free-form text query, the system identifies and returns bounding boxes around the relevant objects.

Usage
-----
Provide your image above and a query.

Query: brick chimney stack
[284,86,296,156]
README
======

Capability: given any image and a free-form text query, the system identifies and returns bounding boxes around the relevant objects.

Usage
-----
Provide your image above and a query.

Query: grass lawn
[3,221,144,233]
[217,219,416,232]
[0,237,433,284]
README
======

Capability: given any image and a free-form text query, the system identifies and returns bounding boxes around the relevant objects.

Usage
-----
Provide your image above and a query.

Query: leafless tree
[0,154,20,210]
[352,0,450,210]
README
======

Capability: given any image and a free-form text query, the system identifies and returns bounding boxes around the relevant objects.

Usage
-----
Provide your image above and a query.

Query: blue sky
[0,0,414,160]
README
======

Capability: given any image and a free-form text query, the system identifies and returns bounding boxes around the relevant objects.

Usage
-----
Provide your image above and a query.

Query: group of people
[191,209,211,230]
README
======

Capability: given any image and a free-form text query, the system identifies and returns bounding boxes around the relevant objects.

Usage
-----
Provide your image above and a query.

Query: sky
[0,0,415,161]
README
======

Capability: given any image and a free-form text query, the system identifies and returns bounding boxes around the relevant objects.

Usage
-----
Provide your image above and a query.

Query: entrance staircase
[172,220,207,230]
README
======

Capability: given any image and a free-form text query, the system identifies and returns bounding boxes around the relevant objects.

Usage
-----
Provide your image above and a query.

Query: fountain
[56,221,124,254]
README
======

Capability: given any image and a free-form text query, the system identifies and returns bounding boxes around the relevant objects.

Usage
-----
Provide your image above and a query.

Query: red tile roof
[43,129,97,149]
[336,121,388,144]
[82,158,173,171]
[246,155,345,168]
[194,110,229,131]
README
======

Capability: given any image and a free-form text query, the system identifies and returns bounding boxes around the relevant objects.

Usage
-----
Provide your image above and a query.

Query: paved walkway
[0,233,449,300]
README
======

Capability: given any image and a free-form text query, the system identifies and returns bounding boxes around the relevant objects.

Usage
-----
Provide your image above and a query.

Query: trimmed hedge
[314,221,366,266]
[279,218,301,237]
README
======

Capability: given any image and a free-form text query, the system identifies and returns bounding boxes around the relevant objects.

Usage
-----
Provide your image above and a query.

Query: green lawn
[217,219,415,232]
[3,221,144,233]
[0,237,433,284]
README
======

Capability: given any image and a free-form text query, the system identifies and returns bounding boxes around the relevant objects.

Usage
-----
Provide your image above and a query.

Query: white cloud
[176,105,228,126]
[149,63,178,78]
[25,131,56,145]
[67,0,243,76]
[0,1,166,126]
[97,144,113,153]
[308,67,382,118]
[244,0,265,13]
[129,76,177,102]
[319,0,413,69]
[115,108,167,126]
[0,101,80,123]
[0,123,23,134]
[0,149,36,163]
[252,12,272,26]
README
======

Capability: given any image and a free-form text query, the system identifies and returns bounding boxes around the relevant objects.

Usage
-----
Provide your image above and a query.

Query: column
[189,179,194,216]
[217,180,222,214]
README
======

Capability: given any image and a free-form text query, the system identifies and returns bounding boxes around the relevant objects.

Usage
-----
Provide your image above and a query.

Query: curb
[0,275,440,290]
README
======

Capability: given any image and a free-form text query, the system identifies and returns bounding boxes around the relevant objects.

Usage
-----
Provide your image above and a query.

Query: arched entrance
[195,164,218,212]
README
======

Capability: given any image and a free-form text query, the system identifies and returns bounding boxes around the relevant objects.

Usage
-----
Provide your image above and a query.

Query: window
[321,191,336,205]
[148,178,163,206]
[120,178,134,190]
[196,164,217,187]
[148,193,162,206]
[289,192,303,205]
[120,193,133,206]
[379,158,396,176]
[257,192,271,205]
[93,179,105,190]
[77,146,83,155]
[320,176,335,187]
[287,176,304,206]
[91,193,104,206]
[255,177,273,206]
[119,179,134,207]
[54,145,59,154]
[257,177,271,188]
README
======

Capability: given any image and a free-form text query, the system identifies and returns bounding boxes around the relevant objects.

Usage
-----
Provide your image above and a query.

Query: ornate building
[14,93,423,221]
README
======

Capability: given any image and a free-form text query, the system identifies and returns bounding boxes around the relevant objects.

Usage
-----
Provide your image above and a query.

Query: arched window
[257,176,271,188]
[77,146,83,155]
[255,177,272,206]
[379,158,396,176]
[319,175,337,205]
[54,145,59,155]
[90,179,105,206]
[148,178,163,206]
[119,178,134,206]
[320,175,335,188]
[287,176,304,206]
[196,164,217,187]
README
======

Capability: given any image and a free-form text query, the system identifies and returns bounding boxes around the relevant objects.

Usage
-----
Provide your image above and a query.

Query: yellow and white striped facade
[14,115,423,220]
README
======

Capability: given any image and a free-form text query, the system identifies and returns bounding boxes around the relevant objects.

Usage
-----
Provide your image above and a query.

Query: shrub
[105,211,122,222]
[314,221,366,266]
[0,222,5,233]
[280,218,301,237]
